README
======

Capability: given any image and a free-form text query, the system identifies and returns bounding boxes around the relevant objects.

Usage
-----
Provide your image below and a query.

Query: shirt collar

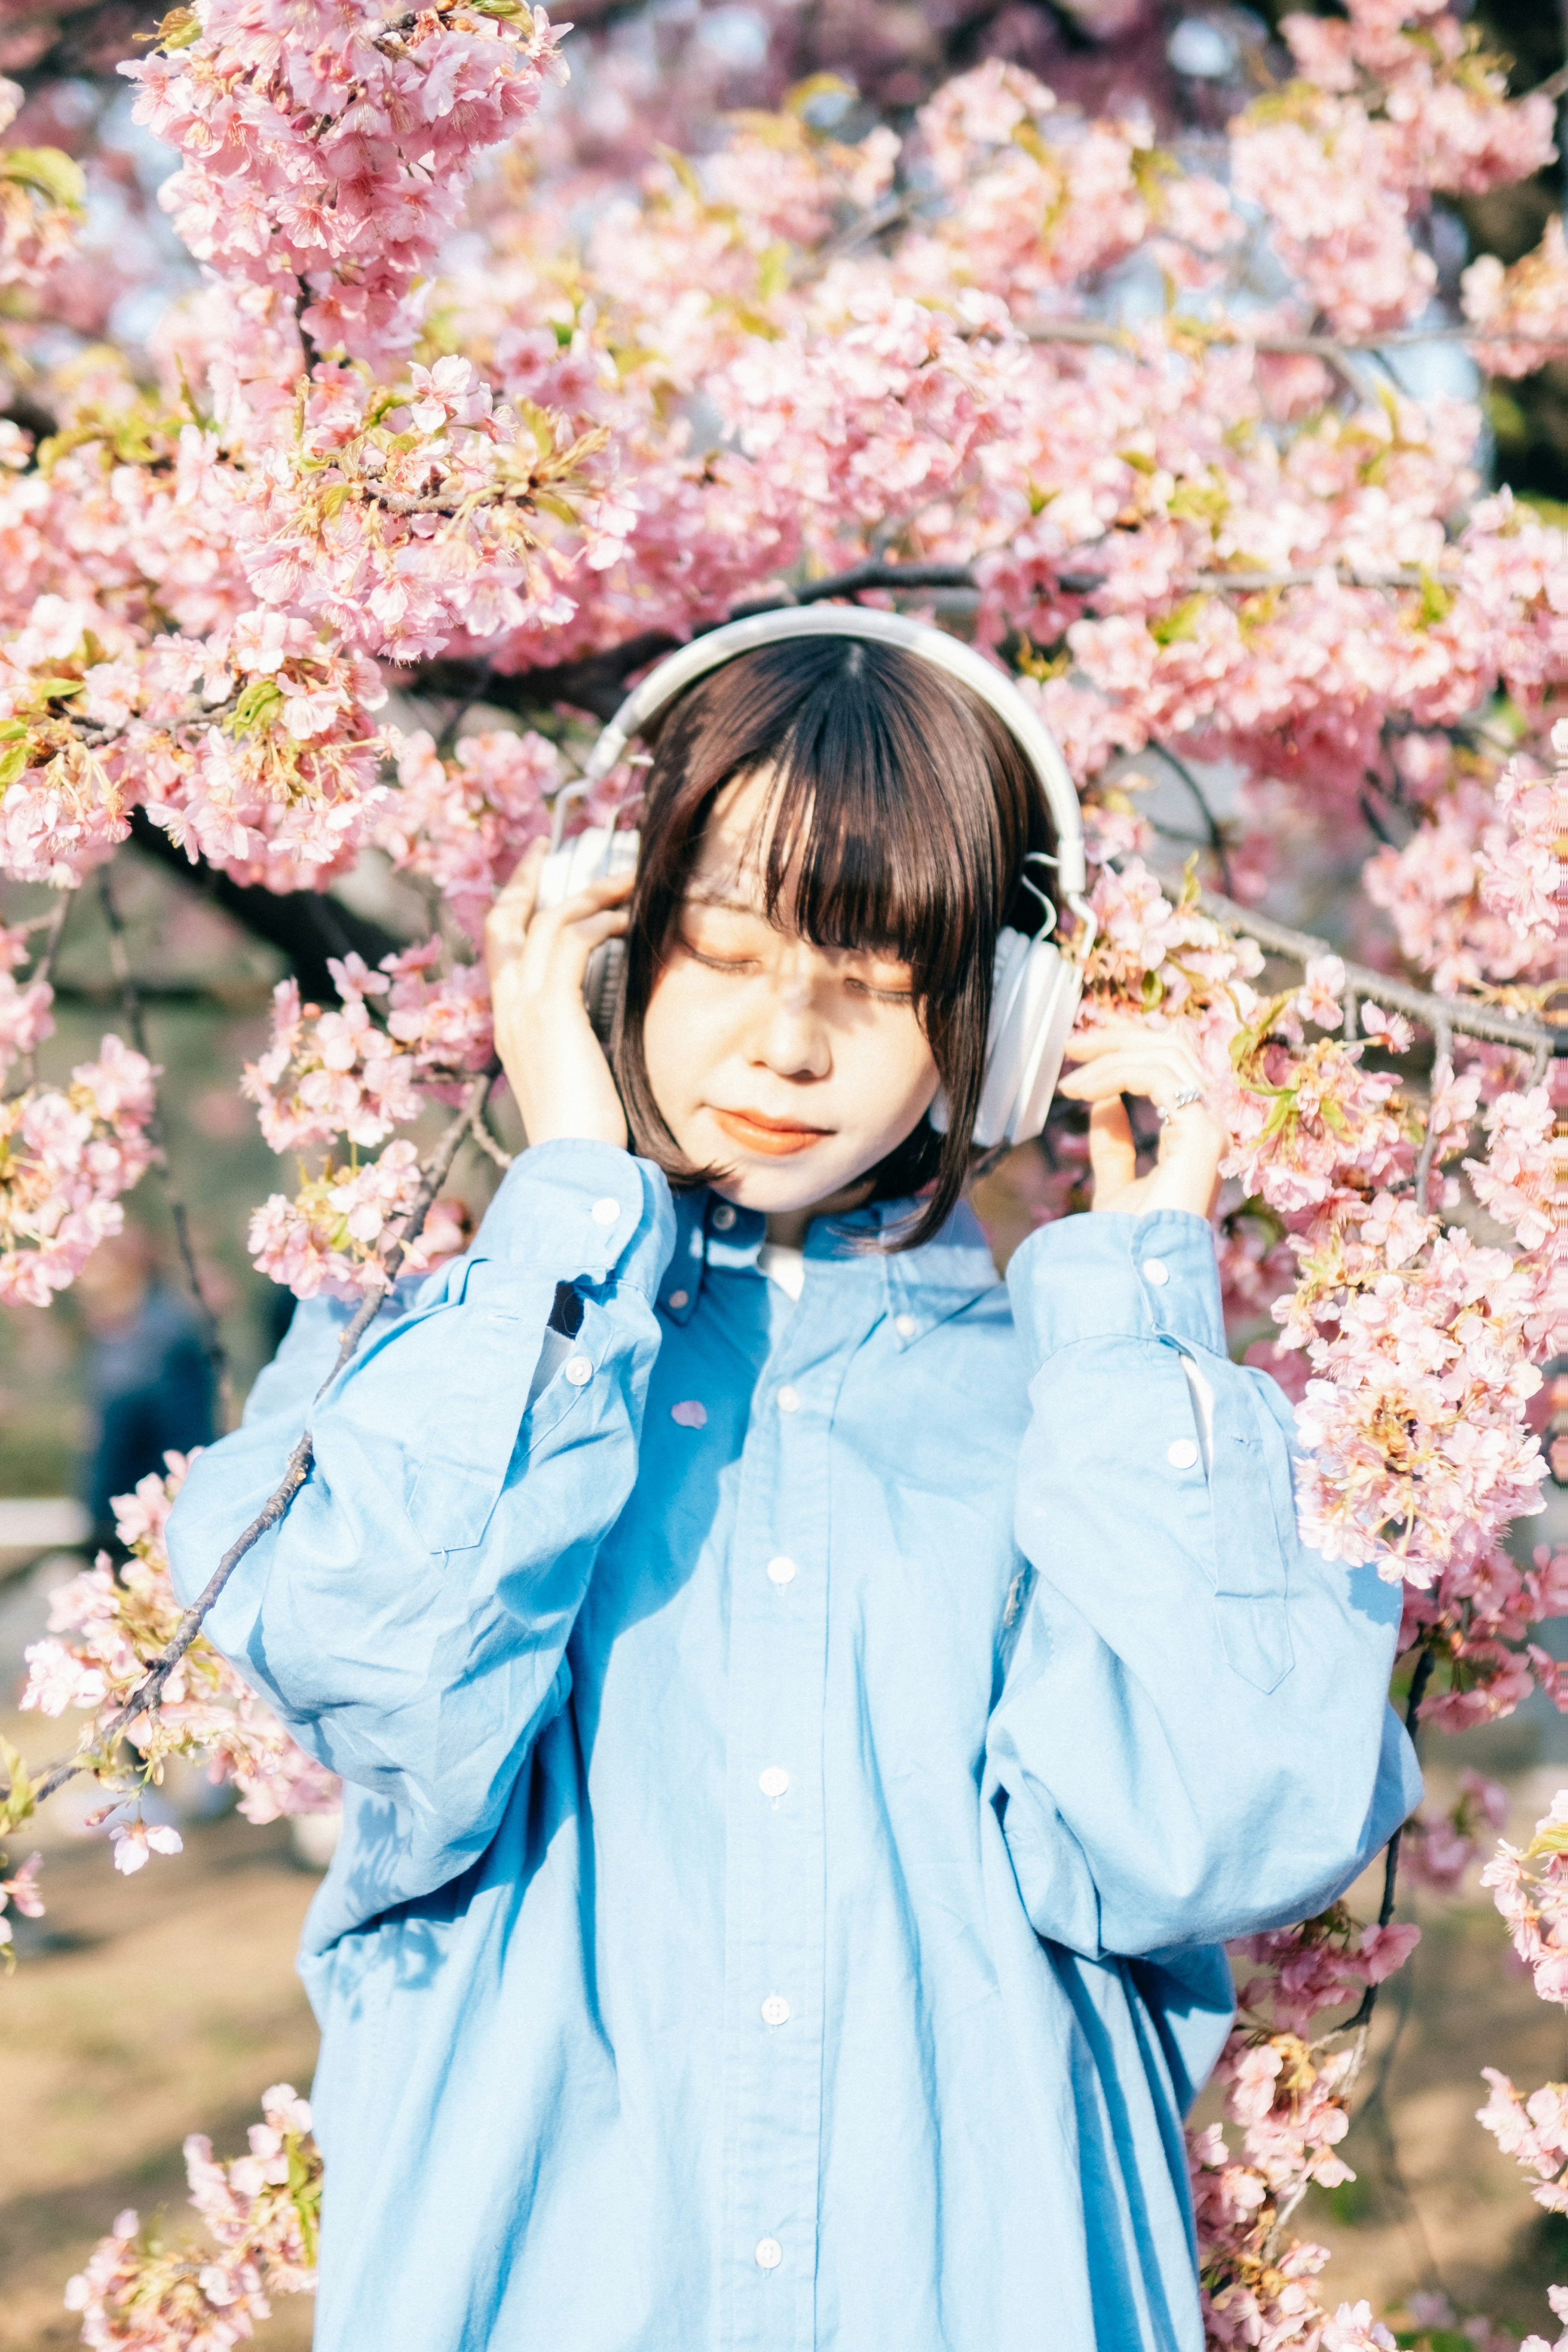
[660,1187,998,1345]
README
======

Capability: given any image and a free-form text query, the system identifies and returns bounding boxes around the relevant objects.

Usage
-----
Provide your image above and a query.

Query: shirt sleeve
[165,1140,676,1930]
[986,1207,1421,1961]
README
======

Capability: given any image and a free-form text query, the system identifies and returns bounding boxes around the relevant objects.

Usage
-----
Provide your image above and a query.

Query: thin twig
[1149,741,1235,895]
[468,1111,515,1170]
[1341,1648,1436,2034]
[1021,316,1568,360]
[97,866,232,1427]
[1268,1646,1435,2251]
[729,559,978,617]
[1413,1017,1453,1216]
[1198,889,1559,1056]
[10,1062,497,1818]
[14,890,70,1093]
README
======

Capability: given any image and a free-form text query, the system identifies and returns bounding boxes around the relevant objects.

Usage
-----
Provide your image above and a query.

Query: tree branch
[1022,316,1568,363]
[1199,889,1559,1056]
[408,565,982,722]
[127,810,411,1000]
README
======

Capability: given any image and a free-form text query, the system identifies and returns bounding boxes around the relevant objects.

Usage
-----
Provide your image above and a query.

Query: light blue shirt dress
[167,1140,1419,2352]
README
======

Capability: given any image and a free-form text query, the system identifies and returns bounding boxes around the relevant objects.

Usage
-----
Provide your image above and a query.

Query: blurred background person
[74,1225,216,1556]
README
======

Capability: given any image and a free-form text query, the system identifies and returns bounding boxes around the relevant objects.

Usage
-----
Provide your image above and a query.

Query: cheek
[642,962,724,1113]
[841,1009,940,1124]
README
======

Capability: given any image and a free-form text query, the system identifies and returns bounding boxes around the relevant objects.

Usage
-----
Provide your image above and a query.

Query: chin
[710,1156,860,1214]
[690,1125,877,1216]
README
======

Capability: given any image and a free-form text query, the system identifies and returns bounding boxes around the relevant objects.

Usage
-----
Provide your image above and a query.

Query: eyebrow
[682,889,764,915]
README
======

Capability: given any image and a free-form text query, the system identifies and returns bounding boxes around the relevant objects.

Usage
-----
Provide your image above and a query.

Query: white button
[667,1289,689,1310]
[755,2238,782,2270]
[711,1203,737,1231]
[761,1993,791,2026]
[1142,1256,1169,1286]
[591,1197,620,1225]
[776,1386,800,1414]
[564,1355,593,1387]
[1167,1438,1199,1470]
[894,1313,917,1340]
[759,1766,790,1799]
[766,1555,797,1586]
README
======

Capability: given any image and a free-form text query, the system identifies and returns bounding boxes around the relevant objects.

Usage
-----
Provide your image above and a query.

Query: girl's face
[641,768,941,1216]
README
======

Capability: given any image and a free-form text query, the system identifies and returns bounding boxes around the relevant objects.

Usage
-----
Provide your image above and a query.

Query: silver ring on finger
[1156,1084,1205,1126]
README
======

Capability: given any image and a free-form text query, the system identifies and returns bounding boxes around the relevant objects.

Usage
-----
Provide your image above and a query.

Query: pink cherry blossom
[109,1818,185,1876]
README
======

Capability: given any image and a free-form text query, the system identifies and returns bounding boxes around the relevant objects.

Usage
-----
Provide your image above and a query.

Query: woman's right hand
[484,839,635,1150]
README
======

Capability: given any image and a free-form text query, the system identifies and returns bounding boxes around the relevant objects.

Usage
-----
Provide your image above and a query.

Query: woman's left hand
[1058,1019,1228,1218]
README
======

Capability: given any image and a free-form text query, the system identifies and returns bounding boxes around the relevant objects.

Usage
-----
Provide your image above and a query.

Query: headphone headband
[576,604,1087,899]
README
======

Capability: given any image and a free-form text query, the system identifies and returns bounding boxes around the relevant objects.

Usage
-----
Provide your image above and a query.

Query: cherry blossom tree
[0,0,1562,2341]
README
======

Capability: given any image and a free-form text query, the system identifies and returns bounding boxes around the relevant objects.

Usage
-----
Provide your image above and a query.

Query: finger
[555,904,630,953]
[517,901,630,998]
[494,836,548,911]
[1064,1023,1206,1065]
[486,839,548,956]
[552,869,637,922]
[1087,1097,1138,1195]
[1062,1038,1207,1089]
[1058,1054,1207,1107]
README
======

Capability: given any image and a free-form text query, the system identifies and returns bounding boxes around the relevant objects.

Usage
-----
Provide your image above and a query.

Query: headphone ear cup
[938,929,1082,1150]
[584,938,626,1049]
[1002,946,1082,1147]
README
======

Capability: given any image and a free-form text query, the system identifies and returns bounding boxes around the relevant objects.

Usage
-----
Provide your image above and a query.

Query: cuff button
[1141,1257,1169,1286]
[591,1197,621,1226]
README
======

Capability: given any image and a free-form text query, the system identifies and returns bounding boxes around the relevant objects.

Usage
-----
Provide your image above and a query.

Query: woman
[167,626,1417,2352]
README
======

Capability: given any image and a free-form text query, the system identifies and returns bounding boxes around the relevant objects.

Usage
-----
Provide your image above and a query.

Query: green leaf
[229,678,285,738]
[756,243,790,305]
[0,147,86,212]
[0,739,31,791]
[1415,566,1452,628]
[0,1735,35,1833]
[1149,593,1207,647]
[146,4,203,47]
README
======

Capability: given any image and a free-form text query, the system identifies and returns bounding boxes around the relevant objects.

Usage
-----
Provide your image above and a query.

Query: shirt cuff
[1007,1209,1226,1365]
[448,1141,675,1297]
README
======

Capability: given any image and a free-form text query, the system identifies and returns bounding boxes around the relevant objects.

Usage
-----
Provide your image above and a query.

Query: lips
[710,1105,832,1157]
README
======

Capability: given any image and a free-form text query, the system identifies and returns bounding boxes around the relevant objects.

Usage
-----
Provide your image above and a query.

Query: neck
[764,1180,873,1251]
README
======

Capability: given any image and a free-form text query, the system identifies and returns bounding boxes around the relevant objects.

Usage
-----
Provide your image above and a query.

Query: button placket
[716,1303,850,2352]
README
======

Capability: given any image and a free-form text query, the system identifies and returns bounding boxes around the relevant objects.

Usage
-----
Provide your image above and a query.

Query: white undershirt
[757,1242,806,1302]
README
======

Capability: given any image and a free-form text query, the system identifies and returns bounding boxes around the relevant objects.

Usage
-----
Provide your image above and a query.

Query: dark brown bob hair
[612,632,1056,1252]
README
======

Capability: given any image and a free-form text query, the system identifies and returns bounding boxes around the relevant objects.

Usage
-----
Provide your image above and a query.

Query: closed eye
[845,977,915,1005]
[677,937,763,974]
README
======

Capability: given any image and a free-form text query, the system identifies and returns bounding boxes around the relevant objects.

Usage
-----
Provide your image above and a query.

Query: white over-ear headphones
[536,606,1094,1151]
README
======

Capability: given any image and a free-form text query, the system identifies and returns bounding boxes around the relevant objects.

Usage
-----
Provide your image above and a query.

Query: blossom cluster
[1400,1768,1508,1894]
[19,1457,341,1840]
[64,2083,320,2350]
[1482,1788,1568,2013]
[122,0,567,370]
[0,1028,157,1308]
[1365,733,1564,998]
[1192,1904,1421,2349]
[241,942,491,1298]
[379,724,558,941]
[0,74,85,294]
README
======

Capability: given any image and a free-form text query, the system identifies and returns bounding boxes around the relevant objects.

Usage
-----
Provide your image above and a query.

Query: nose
[746,945,831,1081]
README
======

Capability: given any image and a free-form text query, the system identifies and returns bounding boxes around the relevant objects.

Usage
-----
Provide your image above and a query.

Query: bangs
[611,631,1056,1250]
[748,674,996,1004]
